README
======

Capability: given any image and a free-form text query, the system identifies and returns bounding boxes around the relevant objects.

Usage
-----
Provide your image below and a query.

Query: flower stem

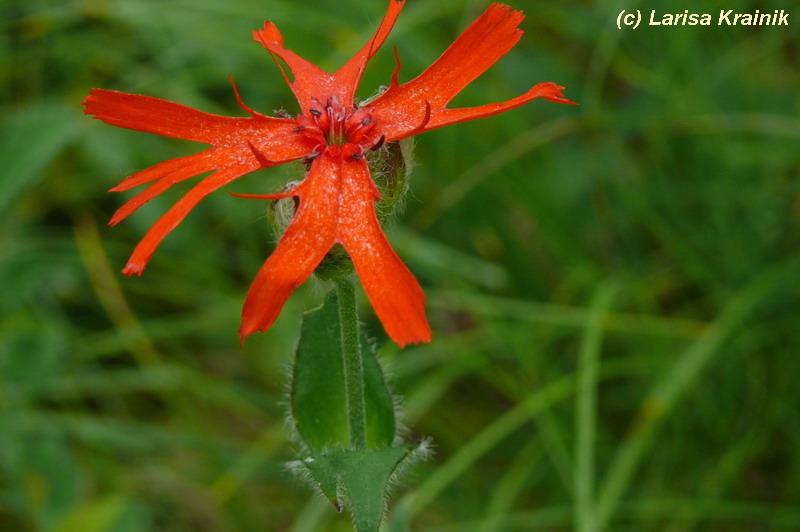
[336,277,367,450]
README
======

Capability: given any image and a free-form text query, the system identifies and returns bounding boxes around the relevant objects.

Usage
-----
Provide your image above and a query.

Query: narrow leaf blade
[293,291,396,452]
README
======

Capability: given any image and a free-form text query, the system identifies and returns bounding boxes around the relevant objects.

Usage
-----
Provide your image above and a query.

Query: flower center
[294,96,381,151]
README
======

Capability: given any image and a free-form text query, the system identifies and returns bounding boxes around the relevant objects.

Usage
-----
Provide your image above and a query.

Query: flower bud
[367,138,415,224]
[268,180,301,237]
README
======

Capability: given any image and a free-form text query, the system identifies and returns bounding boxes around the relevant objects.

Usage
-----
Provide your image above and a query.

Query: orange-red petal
[370,3,574,141]
[337,157,431,348]
[109,152,211,193]
[122,145,261,275]
[424,82,577,131]
[83,89,305,155]
[253,22,334,113]
[109,148,223,225]
[334,0,405,104]
[239,148,429,347]
[254,0,405,112]
[239,155,337,339]
[108,142,310,270]
[84,88,318,274]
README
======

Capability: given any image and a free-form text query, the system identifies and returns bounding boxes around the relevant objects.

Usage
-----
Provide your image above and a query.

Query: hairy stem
[336,277,367,450]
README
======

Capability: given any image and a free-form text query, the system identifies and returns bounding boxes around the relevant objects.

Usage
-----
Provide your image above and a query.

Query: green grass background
[2,0,799,530]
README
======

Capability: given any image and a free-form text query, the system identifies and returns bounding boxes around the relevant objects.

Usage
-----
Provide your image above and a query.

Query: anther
[309,109,321,117]
[371,135,386,151]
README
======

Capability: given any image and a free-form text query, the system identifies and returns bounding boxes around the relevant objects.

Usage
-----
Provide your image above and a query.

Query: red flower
[83,1,575,348]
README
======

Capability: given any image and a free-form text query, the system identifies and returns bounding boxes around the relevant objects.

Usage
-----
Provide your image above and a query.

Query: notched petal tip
[534,82,578,106]
[238,330,248,346]
[81,94,93,114]
[394,329,433,350]
[489,2,524,18]
[237,319,279,345]
[82,88,102,103]
[82,89,107,117]
[238,323,256,345]
[122,263,144,277]
[254,21,284,47]
[83,88,132,121]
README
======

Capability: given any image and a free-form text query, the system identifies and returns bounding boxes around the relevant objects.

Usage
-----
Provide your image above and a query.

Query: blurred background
[2,0,799,530]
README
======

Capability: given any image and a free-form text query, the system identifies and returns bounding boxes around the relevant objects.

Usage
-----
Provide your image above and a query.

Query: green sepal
[299,445,412,532]
[312,244,355,282]
[292,291,396,452]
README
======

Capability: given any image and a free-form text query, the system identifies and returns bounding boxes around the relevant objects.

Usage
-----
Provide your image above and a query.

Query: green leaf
[292,291,395,452]
[300,446,412,532]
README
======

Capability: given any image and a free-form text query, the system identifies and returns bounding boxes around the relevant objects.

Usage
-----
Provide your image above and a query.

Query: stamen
[298,100,379,148]
[303,144,325,164]
[371,135,385,151]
